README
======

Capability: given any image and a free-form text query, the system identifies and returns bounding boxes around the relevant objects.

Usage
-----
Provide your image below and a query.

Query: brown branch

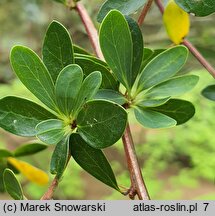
[41,176,59,200]
[75,2,150,200]
[155,0,215,78]
[183,40,215,78]
[122,124,150,200]
[75,2,104,60]
[138,0,154,26]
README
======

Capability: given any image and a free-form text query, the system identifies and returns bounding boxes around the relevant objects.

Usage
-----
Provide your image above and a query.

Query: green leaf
[3,169,24,200]
[77,100,127,149]
[73,45,91,55]
[43,21,74,82]
[36,119,66,145]
[134,107,177,128]
[70,133,120,190]
[137,46,188,92]
[0,96,56,137]
[94,89,127,105]
[141,49,165,71]
[145,75,199,98]
[126,16,144,84]
[151,99,195,125]
[72,71,102,116]
[50,137,69,178]
[175,0,215,16]
[0,160,7,192]
[100,10,133,90]
[55,64,83,115]
[137,97,170,108]
[202,85,215,101]
[74,53,108,67]
[75,57,118,90]
[14,143,48,157]
[0,150,13,158]
[97,0,147,22]
[10,46,56,111]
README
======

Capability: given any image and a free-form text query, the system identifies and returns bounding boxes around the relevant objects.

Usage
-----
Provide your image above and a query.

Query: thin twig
[75,2,150,200]
[41,176,59,200]
[155,0,215,78]
[138,0,154,26]
[183,40,215,78]
[75,2,104,60]
[122,124,150,200]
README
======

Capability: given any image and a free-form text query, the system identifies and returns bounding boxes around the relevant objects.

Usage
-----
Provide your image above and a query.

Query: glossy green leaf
[126,16,144,84]
[145,75,199,98]
[175,0,215,16]
[55,64,83,115]
[3,169,24,200]
[43,21,74,82]
[74,53,108,67]
[201,85,215,101]
[70,134,120,190]
[141,49,165,71]
[72,71,102,116]
[50,137,69,178]
[73,45,91,55]
[0,96,56,137]
[151,99,195,125]
[10,46,56,110]
[77,100,127,149]
[94,89,127,105]
[75,57,118,90]
[97,0,147,22]
[36,119,65,145]
[0,150,13,158]
[14,143,48,157]
[134,107,176,128]
[7,162,20,175]
[100,10,133,90]
[137,97,170,108]
[137,46,188,93]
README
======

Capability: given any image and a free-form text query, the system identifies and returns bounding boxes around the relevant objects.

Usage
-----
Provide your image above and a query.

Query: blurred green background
[0,0,215,200]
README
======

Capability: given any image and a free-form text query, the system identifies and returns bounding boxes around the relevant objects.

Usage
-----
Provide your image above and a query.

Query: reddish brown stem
[75,2,150,200]
[155,0,215,78]
[122,124,150,200]
[138,0,154,26]
[183,40,215,78]
[41,176,59,200]
[75,2,104,60]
